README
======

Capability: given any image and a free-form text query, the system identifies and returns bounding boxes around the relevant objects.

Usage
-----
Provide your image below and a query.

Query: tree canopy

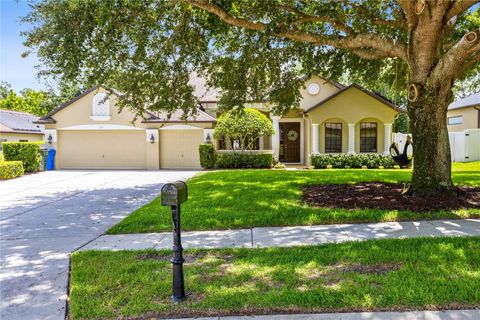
[214,108,274,151]
[23,1,478,117]
[0,81,84,116]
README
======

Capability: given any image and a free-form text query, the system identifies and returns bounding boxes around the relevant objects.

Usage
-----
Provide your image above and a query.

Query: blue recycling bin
[46,149,56,171]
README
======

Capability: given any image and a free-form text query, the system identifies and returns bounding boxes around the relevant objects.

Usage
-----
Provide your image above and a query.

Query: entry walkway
[79,218,480,251]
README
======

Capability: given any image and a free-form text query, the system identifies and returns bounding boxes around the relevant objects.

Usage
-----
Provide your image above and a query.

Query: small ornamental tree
[214,108,274,152]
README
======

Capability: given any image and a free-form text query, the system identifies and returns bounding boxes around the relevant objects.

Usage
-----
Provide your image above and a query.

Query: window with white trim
[92,93,110,117]
[448,116,463,125]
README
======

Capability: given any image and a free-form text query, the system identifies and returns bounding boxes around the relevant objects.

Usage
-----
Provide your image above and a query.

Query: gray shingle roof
[448,92,480,110]
[0,109,44,134]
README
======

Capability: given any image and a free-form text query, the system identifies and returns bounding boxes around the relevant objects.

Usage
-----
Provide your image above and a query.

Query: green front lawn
[107,162,480,234]
[70,236,480,319]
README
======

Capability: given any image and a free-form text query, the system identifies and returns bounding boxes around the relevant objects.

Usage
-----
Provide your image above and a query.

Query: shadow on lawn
[70,237,480,319]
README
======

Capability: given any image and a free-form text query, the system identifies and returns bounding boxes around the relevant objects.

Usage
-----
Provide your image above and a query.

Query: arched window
[91,93,110,120]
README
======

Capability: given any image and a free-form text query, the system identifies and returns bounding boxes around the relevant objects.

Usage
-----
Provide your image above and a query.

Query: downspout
[475,106,480,129]
[302,112,311,167]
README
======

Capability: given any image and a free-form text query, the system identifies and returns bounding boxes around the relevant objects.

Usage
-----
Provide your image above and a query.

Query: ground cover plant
[108,162,480,234]
[70,236,480,319]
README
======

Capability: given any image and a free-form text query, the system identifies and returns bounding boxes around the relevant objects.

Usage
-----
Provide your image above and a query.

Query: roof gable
[305,83,396,113]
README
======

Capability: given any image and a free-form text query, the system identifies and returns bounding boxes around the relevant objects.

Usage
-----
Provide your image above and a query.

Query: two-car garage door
[57,130,147,169]
[57,128,204,169]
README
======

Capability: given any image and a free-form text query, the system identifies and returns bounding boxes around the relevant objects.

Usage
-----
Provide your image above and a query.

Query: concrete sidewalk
[178,309,480,320]
[78,218,480,251]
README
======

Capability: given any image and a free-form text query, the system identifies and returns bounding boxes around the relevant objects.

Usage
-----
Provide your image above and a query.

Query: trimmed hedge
[2,142,41,172]
[215,153,273,169]
[0,161,24,180]
[199,144,215,169]
[311,153,398,169]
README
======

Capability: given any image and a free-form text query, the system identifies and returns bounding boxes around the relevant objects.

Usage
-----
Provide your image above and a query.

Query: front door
[280,122,301,162]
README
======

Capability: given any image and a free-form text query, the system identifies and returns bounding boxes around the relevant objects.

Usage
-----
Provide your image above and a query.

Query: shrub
[215,153,273,169]
[273,162,286,169]
[0,161,24,180]
[2,142,41,172]
[199,144,215,169]
[311,154,397,169]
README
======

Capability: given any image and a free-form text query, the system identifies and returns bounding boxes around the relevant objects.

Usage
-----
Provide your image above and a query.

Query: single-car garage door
[160,128,203,169]
[57,130,147,169]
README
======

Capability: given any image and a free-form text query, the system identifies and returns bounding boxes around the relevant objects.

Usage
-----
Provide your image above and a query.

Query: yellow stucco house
[34,76,396,169]
[447,92,480,132]
[0,109,44,150]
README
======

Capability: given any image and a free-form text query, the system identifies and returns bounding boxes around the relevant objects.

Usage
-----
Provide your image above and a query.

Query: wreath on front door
[287,130,299,141]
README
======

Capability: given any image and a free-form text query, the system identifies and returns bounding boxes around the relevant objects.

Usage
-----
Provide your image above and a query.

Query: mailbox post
[161,181,188,303]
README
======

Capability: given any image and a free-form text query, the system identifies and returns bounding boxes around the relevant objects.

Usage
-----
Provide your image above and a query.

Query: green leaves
[22,0,478,117]
[214,108,274,150]
[0,81,83,116]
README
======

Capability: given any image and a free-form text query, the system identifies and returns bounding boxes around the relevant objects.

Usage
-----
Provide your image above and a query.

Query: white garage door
[160,129,203,169]
[57,130,147,169]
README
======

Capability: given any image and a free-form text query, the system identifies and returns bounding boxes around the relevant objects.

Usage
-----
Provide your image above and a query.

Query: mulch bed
[303,182,480,212]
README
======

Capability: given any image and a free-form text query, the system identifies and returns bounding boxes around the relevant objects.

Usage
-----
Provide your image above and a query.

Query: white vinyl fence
[393,131,479,163]
[449,129,480,162]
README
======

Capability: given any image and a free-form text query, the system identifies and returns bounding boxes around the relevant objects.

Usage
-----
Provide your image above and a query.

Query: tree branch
[459,50,480,75]
[446,0,480,21]
[183,0,407,61]
[431,29,480,83]
[275,4,355,35]
[396,0,416,31]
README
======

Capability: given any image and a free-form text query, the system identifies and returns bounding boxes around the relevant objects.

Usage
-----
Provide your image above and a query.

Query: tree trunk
[407,83,455,196]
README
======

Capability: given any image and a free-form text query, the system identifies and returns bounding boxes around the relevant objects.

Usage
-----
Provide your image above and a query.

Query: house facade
[202,76,396,165]
[447,92,480,132]
[35,76,396,169]
[0,109,44,149]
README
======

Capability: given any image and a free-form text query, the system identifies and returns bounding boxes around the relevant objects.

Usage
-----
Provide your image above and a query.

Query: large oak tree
[24,0,479,195]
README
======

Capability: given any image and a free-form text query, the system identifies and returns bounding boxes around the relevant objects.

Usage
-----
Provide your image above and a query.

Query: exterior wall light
[150,134,155,144]
[205,133,212,144]
[48,134,53,144]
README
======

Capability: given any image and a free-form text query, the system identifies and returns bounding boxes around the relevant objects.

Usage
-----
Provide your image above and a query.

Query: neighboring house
[447,92,480,132]
[0,109,44,149]
[34,75,396,169]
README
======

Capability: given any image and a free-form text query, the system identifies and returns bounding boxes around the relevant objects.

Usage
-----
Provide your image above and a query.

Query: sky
[0,0,47,91]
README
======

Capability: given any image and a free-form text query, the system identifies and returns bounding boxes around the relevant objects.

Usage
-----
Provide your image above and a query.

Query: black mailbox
[161,181,188,206]
[160,180,188,303]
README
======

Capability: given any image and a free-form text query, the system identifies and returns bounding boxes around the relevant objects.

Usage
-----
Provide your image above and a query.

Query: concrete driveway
[0,170,198,320]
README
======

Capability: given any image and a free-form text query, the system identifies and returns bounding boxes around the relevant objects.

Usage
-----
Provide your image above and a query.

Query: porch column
[383,123,393,155]
[312,123,319,154]
[347,123,355,154]
[271,116,281,161]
